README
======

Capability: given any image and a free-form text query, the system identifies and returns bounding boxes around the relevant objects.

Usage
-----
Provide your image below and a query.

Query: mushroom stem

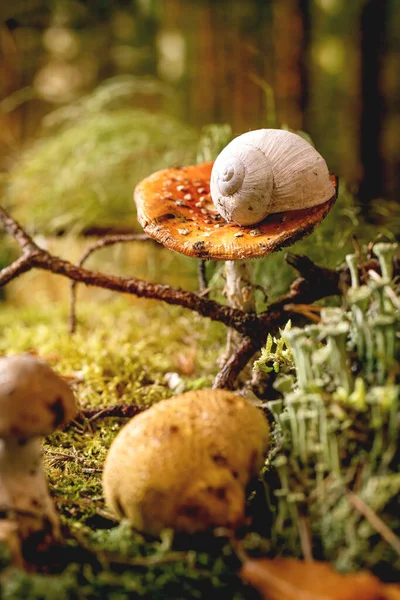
[224,261,255,313]
[0,437,59,542]
[0,520,22,566]
[0,483,22,566]
[220,260,256,369]
[198,260,208,295]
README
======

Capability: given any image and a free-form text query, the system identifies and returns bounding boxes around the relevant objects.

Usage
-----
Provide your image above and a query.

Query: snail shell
[210,129,335,226]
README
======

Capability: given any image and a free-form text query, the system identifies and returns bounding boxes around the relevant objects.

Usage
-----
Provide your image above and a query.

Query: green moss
[45,424,116,529]
[0,230,398,596]
[0,299,225,534]
[0,300,224,407]
[1,567,79,600]
[0,299,260,598]
[0,527,259,599]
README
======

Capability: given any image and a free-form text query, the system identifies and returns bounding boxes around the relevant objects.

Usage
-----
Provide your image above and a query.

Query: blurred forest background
[1,0,400,203]
[0,4,399,594]
[0,0,399,306]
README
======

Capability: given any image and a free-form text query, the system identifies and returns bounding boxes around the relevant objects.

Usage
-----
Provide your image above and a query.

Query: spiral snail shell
[210,129,335,226]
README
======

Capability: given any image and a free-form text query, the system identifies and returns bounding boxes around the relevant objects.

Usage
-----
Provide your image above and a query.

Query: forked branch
[0,205,396,388]
[69,232,155,333]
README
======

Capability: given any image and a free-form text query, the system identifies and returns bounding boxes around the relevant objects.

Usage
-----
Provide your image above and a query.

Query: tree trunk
[358,0,388,212]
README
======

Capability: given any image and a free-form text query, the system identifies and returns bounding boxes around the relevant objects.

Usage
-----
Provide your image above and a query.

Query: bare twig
[76,403,146,422]
[213,337,259,389]
[69,232,154,333]
[1,205,398,388]
[0,253,36,285]
[347,491,400,556]
[53,496,117,523]
[0,206,39,254]
[75,233,152,268]
[297,514,314,562]
[0,205,261,341]
[284,252,342,292]
[284,303,321,323]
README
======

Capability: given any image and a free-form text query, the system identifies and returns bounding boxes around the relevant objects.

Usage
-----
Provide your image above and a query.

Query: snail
[210,129,335,226]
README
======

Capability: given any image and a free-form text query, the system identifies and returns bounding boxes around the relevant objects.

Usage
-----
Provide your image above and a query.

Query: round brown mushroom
[0,354,78,556]
[102,389,269,536]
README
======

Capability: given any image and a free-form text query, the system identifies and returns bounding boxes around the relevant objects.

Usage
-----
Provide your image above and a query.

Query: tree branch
[1,205,397,389]
[76,403,145,423]
[213,337,260,389]
[347,491,400,556]
[0,254,35,286]
[0,206,39,254]
[0,205,262,340]
[69,232,155,333]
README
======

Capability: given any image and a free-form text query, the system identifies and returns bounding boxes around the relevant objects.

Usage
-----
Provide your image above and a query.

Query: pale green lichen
[253,321,293,375]
[261,243,399,577]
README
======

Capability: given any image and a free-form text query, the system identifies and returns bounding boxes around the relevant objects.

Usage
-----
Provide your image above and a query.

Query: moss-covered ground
[0,242,398,597]
[0,300,267,598]
[0,298,226,510]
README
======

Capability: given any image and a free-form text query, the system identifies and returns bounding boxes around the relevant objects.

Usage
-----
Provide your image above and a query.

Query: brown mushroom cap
[134,162,338,260]
[0,354,78,438]
[103,389,270,535]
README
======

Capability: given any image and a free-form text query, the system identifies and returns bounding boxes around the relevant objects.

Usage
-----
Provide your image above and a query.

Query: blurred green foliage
[5,78,198,234]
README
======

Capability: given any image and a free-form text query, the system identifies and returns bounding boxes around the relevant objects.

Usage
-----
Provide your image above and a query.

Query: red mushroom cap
[134,162,337,261]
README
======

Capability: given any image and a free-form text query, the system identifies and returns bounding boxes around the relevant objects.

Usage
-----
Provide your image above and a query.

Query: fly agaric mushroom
[134,162,337,261]
[0,354,77,557]
[134,131,338,377]
[102,389,269,535]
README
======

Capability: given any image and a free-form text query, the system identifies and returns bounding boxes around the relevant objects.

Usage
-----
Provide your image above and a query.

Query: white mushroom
[0,488,21,566]
[0,354,77,557]
[103,389,269,535]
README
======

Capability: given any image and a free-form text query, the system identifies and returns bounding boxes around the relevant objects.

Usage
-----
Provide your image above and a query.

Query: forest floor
[0,300,267,599]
